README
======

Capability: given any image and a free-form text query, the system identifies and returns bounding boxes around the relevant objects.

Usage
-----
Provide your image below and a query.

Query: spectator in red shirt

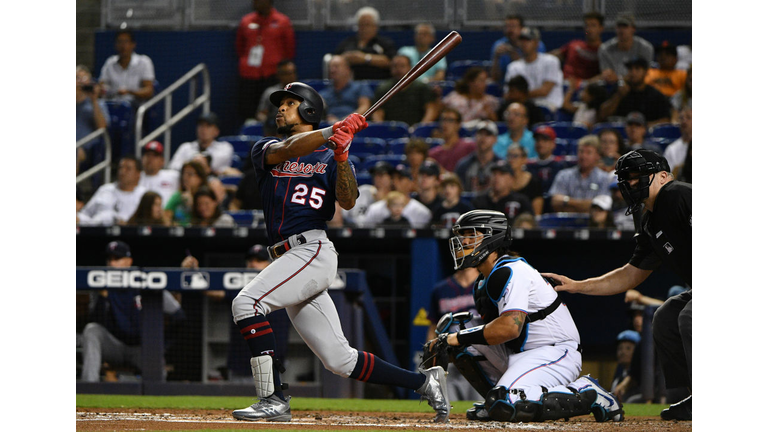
[550,11,605,83]
[235,0,295,125]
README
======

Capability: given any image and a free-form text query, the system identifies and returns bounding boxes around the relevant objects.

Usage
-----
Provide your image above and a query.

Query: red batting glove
[328,126,354,162]
[341,113,368,134]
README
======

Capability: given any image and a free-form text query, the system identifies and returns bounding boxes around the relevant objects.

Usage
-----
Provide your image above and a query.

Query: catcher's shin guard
[538,387,596,421]
[451,350,494,397]
[485,386,595,422]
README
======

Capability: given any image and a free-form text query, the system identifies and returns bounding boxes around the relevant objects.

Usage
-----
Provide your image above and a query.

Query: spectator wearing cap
[168,112,235,176]
[362,164,432,228]
[80,241,185,382]
[471,159,534,221]
[139,141,179,207]
[415,160,443,213]
[526,125,568,196]
[496,75,546,127]
[489,14,547,86]
[78,155,148,226]
[597,13,654,84]
[454,120,502,195]
[343,160,394,227]
[548,135,614,213]
[428,107,476,172]
[645,43,687,97]
[611,329,642,403]
[624,112,662,153]
[599,57,671,126]
[506,144,544,215]
[431,173,473,229]
[504,27,564,113]
[493,102,535,159]
[588,194,616,228]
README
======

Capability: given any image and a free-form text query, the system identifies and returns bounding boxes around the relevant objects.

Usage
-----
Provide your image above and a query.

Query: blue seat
[592,122,626,138]
[553,138,571,156]
[361,80,382,95]
[649,123,681,141]
[227,210,255,226]
[220,174,243,187]
[387,138,409,155]
[104,100,134,156]
[356,171,372,186]
[349,137,387,157]
[355,121,410,141]
[545,121,590,140]
[219,135,261,158]
[486,82,502,98]
[411,122,440,138]
[239,122,264,136]
[304,79,330,93]
[433,80,455,97]
[537,212,589,228]
[496,122,508,136]
[651,137,674,152]
[362,154,407,172]
[447,60,492,81]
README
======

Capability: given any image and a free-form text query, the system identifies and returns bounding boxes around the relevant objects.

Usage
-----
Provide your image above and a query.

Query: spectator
[397,23,447,83]
[191,186,237,227]
[550,11,605,83]
[496,75,546,128]
[472,160,534,222]
[98,29,155,105]
[490,14,546,85]
[561,81,609,130]
[80,241,184,382]
[442,67,499,125]
[320,55,373,122]
[77,155,147,226]
[675,140,692,183]
[610,330,642,403]
[504,27,564,113]
[228,164,263,212]
[138,141,178,207]
[599,57,671,125]
[404,139,437,186]
[526,125,567,194]
[380,191,412,227]
[415,160,443,213]
[168,112,235,176]
[425,266,482,401]
[664,105,691,175]
[344,160,394,227]
[235,0,295,124]
[609,181,635,231]
[512,212,537,229]
[256,59,298,137]
[431,173,473,229]
[670,65,691,122]
[597,128,626,173]
[624,111,662,153]
[428,108,476,172]
[506,144,544,216]
[645,42,687,97]
[588,194,616,229]
[548,135,614,213]
[372,55,439,125]
[334,7,397,80]
[76,65,110,154]
[454,120,502,194]
[127,191,169,226]
[362,164,432,228]
[165,160,209,227]
[493,102,535,159]
[597,13,654,84]
[190,153,227,204]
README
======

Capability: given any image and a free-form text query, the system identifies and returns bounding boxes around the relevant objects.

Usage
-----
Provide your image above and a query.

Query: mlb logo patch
[182,272,210,289]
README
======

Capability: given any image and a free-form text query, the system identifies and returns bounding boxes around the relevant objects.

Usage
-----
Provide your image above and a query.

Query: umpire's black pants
[652,289,692,390]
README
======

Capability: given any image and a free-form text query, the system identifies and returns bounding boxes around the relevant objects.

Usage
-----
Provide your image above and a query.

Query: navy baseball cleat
[417,366,451,422]
[232,394,291,422]
[572,375,624,422]
[660,395,692,421]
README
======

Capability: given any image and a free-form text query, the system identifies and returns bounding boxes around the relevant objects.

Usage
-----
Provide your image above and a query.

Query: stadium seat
[219,135,261,159]
[592,122,627,138]
[411,122,440,138]
[220,174,243,187]
[387,137,409,155]
[361,80,382,95]
[447,60,492,81]
[239,122,264,136]
[104,100,134,156]
[537,105,555,122]
[356,171,372,186]
[651,137,674,152]
[362,154,407,172]
[349,137,387,157]
[545,121,590,140]
[536,212,589,228]
[553,138,571,156]
[355,121,410,141]
[433,80,455,97]
[496,122,508,136]
[305,79,330,93]
[486,82,503,97]
[649,123,681,141]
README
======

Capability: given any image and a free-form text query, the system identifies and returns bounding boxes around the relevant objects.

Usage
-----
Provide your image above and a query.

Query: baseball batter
[425,210,624,423]
[230,82,450,422]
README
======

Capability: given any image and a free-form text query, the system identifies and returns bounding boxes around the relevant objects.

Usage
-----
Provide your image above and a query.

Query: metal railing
[76,128,112,185]
[134,63,211,161]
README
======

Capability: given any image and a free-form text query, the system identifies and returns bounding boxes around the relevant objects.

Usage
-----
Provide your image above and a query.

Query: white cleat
[573,375,624,422]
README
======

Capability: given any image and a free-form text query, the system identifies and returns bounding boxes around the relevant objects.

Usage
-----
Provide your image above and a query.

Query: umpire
[543,149,692,421]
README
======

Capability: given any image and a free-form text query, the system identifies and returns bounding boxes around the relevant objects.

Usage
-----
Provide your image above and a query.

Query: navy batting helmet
[615,149,670,215]
[449,210,512,270]
[269,82,324,128]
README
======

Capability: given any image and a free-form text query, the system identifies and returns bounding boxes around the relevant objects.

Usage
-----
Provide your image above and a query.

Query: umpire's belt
[268,234,307,260]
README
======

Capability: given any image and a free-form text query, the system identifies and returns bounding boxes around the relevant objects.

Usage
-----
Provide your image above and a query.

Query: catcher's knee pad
[484,385,536,422]
[452,350,494,397]
[538,388,596,421]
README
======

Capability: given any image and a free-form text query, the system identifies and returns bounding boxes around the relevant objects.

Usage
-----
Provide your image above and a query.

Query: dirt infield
[76,408,693,431]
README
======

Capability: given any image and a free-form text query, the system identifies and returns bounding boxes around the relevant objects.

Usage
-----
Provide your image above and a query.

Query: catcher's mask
[615,149,670,215]
[269,82,324,129]
[450,210,512,270]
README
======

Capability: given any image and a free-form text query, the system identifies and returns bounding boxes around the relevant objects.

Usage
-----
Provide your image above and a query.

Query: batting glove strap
[329,127,353,162]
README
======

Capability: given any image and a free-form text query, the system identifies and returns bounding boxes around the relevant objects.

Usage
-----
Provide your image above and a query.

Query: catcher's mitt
[421,333,450,370]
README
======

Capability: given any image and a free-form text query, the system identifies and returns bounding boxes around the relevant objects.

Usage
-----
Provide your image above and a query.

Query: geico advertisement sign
[223,272,259,289]
[87,270,167,289]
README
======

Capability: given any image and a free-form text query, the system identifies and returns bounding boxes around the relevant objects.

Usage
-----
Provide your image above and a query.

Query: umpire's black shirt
[628,181,692,286]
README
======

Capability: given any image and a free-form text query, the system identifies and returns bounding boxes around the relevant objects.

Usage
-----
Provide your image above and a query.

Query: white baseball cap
[591,195,613,211]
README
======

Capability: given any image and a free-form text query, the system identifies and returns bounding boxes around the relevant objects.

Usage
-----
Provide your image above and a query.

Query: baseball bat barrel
[363,31,463,119]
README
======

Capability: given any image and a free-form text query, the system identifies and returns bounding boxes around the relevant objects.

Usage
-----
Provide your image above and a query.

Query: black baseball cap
[624,57,649,69]
[105,240,131,259]
[418,160,441,177]
[246,244,270,261]
[393,164,412,179]
[518,27,541,41]
[197,112,219,126]
[369,160,395,176]
[489,159,514,175]
[625,111,646,126]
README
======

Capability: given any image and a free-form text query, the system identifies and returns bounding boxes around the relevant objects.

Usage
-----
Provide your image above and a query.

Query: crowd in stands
[77,4,692,232]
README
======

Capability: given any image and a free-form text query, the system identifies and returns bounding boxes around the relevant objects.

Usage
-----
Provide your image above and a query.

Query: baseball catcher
[424,210,624,422]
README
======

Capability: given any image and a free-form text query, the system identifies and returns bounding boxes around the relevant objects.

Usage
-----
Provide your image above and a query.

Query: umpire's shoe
[232,394,291,422]
[660,395,692,421]
[573,375,624,422]
[417,366,451,422]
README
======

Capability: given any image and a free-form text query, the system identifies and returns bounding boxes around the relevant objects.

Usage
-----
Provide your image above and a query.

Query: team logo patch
[663,242,674,254]
[271,160,328,178]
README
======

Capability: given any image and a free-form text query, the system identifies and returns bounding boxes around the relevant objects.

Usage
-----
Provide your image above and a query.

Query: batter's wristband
[321,126,334,140]
[456,325,488,346]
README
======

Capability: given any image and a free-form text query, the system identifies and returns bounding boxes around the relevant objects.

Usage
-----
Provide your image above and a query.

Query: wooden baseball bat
[363,31,463,119]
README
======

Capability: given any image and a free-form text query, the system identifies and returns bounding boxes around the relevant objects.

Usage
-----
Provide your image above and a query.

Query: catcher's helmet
[615,149,670,215]
[269,82,324,129]
[449,210,512,270]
